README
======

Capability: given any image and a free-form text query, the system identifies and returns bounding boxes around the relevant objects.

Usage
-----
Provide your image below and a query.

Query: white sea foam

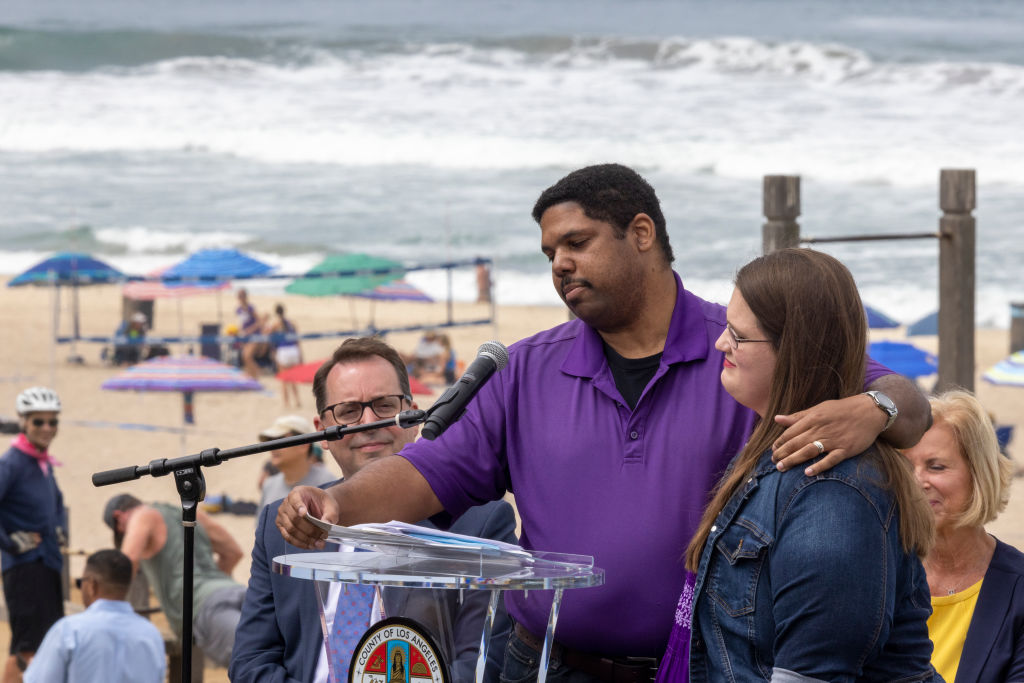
[94,226,252,253]
[1,38,1023,186]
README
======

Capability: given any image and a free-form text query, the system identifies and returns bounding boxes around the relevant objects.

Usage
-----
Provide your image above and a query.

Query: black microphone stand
[91,409,426,683]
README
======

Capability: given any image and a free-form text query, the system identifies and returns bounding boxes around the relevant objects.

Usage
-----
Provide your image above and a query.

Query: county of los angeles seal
[348,617,449,683]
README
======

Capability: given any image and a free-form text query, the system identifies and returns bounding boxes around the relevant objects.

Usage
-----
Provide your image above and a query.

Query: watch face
[876,392,897,414]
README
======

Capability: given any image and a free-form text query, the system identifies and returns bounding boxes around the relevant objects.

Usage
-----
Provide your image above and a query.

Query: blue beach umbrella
[906,311,939,336]
[163,248,274,324]
[163,248,273,283]
[864,305,900,329]
[8,252,125,363]
[8,252,124,286]
[869,340,938,379]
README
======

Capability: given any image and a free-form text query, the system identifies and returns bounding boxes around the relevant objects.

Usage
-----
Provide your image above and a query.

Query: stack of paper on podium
[277,516,600,589]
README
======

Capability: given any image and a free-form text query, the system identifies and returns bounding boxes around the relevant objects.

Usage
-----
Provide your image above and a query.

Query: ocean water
[1,0,1022,325]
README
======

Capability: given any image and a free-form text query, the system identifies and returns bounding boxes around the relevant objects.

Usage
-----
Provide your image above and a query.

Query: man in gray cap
[102,493,245,668]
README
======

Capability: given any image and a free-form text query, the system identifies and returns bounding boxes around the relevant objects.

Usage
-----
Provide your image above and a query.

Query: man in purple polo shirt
[277,164,930,681]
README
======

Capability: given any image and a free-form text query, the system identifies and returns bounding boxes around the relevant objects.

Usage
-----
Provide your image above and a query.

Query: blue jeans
[499,628,603,683]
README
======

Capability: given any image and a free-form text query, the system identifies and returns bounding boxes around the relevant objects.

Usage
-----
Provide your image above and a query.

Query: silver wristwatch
[864,390,898,432]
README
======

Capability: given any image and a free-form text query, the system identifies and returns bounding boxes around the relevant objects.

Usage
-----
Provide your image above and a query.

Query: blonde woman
[903,391,1024,683]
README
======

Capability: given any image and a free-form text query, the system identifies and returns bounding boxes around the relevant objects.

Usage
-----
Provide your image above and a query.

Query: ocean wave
[112,37,1024,96]
[0,26,282,72]
[4,25,1024,96]
[94,226,253,254]
[1,33,1023,186]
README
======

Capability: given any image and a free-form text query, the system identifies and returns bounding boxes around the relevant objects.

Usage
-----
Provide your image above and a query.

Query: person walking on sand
[237,288,267,379]
[0,388,66,683]
[267,303,302,407]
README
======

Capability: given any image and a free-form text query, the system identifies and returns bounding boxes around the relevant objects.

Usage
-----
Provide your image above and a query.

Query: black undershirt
[603,342,663,410]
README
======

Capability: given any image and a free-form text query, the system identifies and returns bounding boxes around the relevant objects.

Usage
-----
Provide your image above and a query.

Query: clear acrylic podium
[274,541,604,683]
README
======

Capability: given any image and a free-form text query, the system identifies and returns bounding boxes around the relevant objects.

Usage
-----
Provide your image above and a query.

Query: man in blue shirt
[25,549,166,683]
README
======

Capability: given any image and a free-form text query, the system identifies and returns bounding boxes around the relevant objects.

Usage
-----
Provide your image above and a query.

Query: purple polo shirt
[400,272,891,656]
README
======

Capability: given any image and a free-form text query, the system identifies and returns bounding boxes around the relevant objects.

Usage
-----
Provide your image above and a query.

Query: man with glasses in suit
[231,337,517,683]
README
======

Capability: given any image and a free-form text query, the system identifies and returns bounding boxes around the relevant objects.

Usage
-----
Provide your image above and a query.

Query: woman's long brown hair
[685,249,933,571]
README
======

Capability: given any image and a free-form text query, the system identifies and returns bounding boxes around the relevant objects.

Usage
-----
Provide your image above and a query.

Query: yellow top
[928,578,984,683]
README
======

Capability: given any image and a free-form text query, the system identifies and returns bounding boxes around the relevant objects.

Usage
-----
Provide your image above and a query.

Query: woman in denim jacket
[666,249,940,682]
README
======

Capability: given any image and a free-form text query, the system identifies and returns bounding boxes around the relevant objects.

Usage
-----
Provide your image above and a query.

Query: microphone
[420,341,509,441]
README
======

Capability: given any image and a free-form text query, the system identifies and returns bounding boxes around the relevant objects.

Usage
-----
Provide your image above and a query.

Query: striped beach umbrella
[102,355,262,427]
[982,351,1024,387]
[354,279,432,303]
[123,266,230,300]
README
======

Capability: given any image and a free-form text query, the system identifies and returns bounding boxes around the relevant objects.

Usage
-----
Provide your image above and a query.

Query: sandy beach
[1,278,1022,677]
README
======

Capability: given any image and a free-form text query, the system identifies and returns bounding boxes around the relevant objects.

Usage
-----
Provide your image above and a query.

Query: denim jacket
[689,448,941,683]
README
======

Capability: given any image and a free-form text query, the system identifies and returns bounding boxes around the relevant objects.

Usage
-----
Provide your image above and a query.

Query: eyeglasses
[320,395,410,425]
[31,418,59,428]
[725,323,771,351]
[75,576,92,590]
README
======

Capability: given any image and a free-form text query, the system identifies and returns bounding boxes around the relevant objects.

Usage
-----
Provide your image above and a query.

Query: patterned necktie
[325,583,377,683]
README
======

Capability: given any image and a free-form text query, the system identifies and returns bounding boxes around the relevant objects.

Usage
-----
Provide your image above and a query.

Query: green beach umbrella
[284,253,404,297]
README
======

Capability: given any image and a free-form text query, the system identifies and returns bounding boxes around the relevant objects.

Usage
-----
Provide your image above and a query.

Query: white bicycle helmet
[16,387,62,415]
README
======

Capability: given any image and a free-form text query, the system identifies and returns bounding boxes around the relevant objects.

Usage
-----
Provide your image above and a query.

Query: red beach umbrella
[276,360,432,395]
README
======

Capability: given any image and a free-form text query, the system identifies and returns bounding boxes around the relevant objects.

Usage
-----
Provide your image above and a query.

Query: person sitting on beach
[24,549,165,683]
[403,330,444,381]
[257,414,334,512]
[266,303,302,407]
[416,333,456,386]
[903,390,1024,683]
[671,248,938,682]
[236,288,269,379]
[111,312,149,365]
[0,387,66,683]
[102,493,246,668]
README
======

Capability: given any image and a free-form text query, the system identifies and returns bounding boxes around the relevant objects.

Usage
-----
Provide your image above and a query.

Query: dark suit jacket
[956,537,1024,682]
[229,494,517,683]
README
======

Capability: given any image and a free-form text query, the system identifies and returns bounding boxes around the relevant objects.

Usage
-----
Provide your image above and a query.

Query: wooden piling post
[1011,303,1024,354]
[936,169,976,393]
[762,176,801,254]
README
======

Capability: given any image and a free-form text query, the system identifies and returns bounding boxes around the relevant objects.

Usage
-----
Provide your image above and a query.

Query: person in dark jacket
[904,390,1024,683]
[0,387,66,682]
